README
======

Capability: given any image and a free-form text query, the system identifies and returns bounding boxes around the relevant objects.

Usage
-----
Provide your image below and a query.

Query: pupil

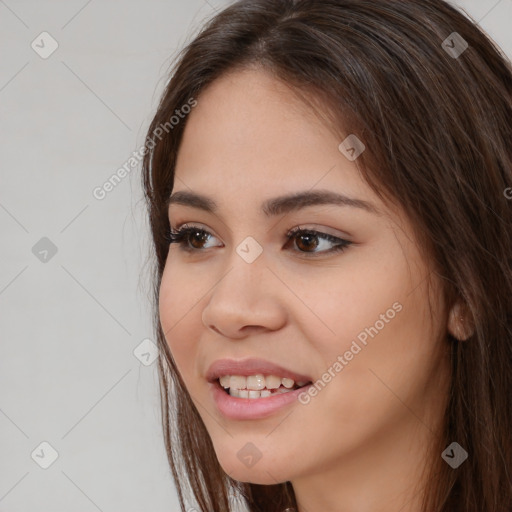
[191,231,208,248]
[297,233,318,251]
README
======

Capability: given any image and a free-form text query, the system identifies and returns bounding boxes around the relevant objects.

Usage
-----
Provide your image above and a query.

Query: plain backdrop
[0,1,511,511]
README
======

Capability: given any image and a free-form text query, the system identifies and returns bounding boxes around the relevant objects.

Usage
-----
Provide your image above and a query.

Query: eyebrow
[167,189,381,216]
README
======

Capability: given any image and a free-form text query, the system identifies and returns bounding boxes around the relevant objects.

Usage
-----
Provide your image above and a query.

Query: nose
[201,257,287,339]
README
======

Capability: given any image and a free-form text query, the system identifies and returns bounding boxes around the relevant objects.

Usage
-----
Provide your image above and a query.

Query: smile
[206,358,314,419]
[210,380,313,420]
[219,374,310,399]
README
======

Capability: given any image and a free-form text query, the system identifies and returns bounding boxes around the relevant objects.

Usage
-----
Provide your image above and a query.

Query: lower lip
[210,381,311,420]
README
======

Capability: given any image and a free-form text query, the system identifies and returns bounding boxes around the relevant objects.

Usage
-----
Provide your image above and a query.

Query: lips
[205,357,313,383]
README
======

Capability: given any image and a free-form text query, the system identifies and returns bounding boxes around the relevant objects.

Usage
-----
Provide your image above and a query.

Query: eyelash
[165,224,352,257]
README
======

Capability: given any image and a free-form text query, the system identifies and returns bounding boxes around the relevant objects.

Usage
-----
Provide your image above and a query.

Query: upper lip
[206,358,313,383]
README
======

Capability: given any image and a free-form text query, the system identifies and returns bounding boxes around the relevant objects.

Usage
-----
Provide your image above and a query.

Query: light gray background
[0,1,510,511]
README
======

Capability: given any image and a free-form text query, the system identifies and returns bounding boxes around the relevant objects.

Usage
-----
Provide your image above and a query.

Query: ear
[447,300,474,341]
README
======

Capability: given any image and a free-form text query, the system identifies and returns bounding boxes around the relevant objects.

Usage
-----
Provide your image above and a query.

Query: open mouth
[217,374,312,399]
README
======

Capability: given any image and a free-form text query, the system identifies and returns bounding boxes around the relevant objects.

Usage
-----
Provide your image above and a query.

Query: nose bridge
[212,244,269,307]
[201,244,287,336]
[217,232,269,291]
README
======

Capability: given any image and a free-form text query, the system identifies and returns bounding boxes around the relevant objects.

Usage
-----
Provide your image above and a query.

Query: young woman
[141,1,512,510]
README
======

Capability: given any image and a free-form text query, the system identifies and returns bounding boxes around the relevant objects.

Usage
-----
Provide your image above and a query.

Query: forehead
[174,68,372,201]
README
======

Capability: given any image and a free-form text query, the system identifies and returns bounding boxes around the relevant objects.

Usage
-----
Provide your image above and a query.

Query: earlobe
[447,300,474,341]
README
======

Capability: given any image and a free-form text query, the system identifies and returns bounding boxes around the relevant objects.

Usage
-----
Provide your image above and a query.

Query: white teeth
[282,378,294,389]
[221,374,296,390]
[219,375,230,388]
[229,375,246,390]
[265,375,282,389]
[219,373,310,398]
[246,374,266,390]
[228,387,289,399]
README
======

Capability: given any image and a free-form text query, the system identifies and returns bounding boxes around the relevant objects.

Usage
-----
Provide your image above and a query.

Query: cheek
[285,249,408,355]
[158,261,204,386]
[293,246,441,410]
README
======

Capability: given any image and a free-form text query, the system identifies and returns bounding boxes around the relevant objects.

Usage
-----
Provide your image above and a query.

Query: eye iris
[190,230,208,249]
[296,233,318,252]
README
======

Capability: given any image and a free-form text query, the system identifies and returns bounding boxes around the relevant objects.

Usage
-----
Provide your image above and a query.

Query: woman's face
[159,67,451,489]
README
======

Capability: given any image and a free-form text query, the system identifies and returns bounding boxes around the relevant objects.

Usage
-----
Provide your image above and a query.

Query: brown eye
[286,228,352,256]
[168,225,352,257]
[167,226,220,252]
[294,232,320,252]
[189,230,210,249]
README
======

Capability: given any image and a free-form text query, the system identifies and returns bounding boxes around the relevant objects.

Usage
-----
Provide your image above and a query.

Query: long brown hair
[141,1,512,510]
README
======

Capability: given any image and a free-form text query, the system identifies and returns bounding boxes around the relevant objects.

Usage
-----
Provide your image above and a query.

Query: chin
[214,447,292,484]
[223,465,288,485]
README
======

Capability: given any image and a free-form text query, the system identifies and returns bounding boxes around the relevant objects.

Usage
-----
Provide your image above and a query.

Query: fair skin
[159,67,462,512]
